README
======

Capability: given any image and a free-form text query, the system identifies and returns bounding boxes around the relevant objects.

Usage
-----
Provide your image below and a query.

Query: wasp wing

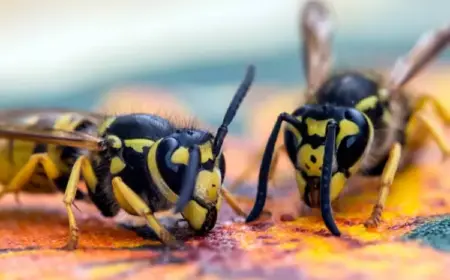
[388,24,450,96]
[0,108,107,125]
[301,0,334,100]
[0,124,105,151]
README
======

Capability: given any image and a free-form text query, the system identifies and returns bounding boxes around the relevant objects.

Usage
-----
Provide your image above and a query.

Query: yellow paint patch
[355,96,379,112]
[110,156,126,174]
[337,119,360,146]
[297,144,324,176]
[305,118,329,137]
[124,139,154,153]
[88,263,143,279]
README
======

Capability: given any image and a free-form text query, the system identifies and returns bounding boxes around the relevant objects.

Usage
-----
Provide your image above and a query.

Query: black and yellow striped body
[86,114,226,232]
[283,71,413,205]
[0,65,254,247]
[245,0,450,237]
[0,111,228,232]
[0,111,100,199]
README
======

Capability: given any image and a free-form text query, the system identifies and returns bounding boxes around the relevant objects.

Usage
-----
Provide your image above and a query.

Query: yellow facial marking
[336,119,360,146]
[355,96,379,113]
[148,139,220,210]
[297,144,324,176]
[171,147,189,165]
[98,117,116,135]
[305,118,329,137]
[124,139,154,153]
[194,169,221,203]
[106,135,122,149]
[170,144,213,165]
[296,169,347,202]
[198,142,213,163]
[181,200,209,230]
[110,156,126,174]
[330,172,347,201]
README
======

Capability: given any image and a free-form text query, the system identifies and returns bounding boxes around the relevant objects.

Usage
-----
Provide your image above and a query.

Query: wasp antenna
[246,112,301,222]
[320,121,341,236]
[173,146,201,213]
[212,65,255,158]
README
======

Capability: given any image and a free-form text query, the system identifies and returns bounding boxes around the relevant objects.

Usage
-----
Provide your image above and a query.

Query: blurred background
[1,0,450,137]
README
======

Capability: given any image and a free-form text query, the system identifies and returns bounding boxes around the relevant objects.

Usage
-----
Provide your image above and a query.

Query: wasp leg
[364,142,402,228]
[220,187,247,218]
[111,177,178,246]
[0,153,60,200]
[410,95,450,160]
[61,155,97,250]
[415,112,450,160]
[414,95,450,123]
[227,144,285,193]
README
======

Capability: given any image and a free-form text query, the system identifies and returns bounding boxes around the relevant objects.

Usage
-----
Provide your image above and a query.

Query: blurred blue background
[0,0,449,132]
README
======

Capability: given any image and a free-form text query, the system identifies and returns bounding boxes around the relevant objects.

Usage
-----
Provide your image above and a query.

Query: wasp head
[296,105,372,203]
[150,65,255,233]
[284,104,373,235]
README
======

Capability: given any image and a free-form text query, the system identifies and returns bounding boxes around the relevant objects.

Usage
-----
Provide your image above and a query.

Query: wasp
[238,0,450,236]
[0,65,254,248]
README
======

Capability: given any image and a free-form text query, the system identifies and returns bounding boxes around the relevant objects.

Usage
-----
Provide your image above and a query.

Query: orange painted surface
[0,68,450,279]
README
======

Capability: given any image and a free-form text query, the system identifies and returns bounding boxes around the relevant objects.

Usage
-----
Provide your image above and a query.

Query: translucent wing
[0,108,106,125]
[0,124,105,151]
[388,24,450,96]
[301,0,334,99]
